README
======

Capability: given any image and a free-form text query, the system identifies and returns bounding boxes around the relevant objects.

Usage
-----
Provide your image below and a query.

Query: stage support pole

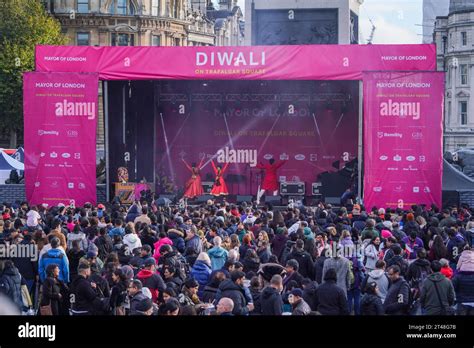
[357,80,363,203]
[104,80,110,202]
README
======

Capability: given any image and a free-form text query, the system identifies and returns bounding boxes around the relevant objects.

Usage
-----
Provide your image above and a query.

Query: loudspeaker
[312,182,322,195]
[237,195,253,203]
[195,195,214,203]
[201,182,214,194]
[265,195,281,205]
[280,182,305,195]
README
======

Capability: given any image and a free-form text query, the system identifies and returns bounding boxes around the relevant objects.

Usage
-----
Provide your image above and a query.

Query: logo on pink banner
[35,44,437,81]
[363,72,444,209]
[23,72,98,206]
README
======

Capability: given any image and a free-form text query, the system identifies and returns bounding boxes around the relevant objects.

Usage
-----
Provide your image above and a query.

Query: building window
[108,0,135,15]
[460,64,468,85]
[111,33,135,46]
[460,101,468,125]
[77,0,89,13]
[447,100,451,123]
[77,32,90,46]
[152,35,161,46]
[462,32,467,46]
[447,66,452,87]
[174,38,180,46]
[152,0,158,16]
[457,144,467,149]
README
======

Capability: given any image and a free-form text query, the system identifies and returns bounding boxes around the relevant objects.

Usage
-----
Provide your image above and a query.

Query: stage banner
[35,44,436,81]
[23,72,98,206]
[363,71,444,209]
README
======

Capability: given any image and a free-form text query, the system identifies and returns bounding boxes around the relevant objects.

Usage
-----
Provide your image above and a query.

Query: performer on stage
[210,160,229,196]
[256,158,287,204]
[182,158,205,199]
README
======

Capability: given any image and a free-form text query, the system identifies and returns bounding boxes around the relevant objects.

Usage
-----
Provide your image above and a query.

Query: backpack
[175,254,190,281]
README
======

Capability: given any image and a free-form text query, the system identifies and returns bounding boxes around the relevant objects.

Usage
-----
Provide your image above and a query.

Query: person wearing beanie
[290,288,311,315]
[360,281,384,315]
[315,268,350,315]
[136,258,166,303]
[178,278,209,315]
[39,237,70,283]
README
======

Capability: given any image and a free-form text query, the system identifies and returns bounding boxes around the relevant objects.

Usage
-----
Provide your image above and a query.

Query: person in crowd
[384,265,410,315]
[190,252,212,298]
[69,263,104,315]
[216,297,234,316]
[289,288,311,315]
[39,237,70,283]
[287,239,314,279]
[207,236,228,271]
[0,260,23,310]
[215,270,254,315]
[128,279,147,315]
[314,268,349,315]
[136,258,166,303]
[361,260,389,303]
[419,261,455,315]
[109,268,129,315]
[260,274,284,315]
[360,281,384,316]
[283,259,304,292]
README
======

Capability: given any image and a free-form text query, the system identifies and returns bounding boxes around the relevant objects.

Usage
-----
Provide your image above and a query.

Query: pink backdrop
[363,72,444,209]
[23,72,98,206]
[35,45,436,81]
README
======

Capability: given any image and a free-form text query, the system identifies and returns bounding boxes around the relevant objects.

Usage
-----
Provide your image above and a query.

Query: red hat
[98,204,105,209]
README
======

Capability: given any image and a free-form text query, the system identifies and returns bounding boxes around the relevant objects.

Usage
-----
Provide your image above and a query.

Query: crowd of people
[0,198,473,316]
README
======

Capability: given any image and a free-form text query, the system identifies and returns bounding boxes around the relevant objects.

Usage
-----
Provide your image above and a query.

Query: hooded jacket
[0,264,23,309]
[136,269,166,303]
[302,281,318,311]
[361,269,390,302]
[383,277,410,315]
[360,293,384,315]
[288,249,315,279]
[67,232,88,251]
[420,272,455,315]
[207,246,228,271]
[315,280,349,315]
[153,237,173,262]
[260,286,283,315]
[406,258,432,285]
[39,248,70,283]
[123,233,142,252]
[457,250,474,272]
[190,260,212,297]
[108,226,125,238]
[215,279,250,315]
[168,229,185,254]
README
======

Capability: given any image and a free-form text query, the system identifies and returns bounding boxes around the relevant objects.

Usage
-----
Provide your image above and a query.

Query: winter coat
[168,229,185,254]
[190,260,212,298]
[94,235,113,261]
[0,265,23,309]
[287,249,315,279]
[136,270,166,303]
[420,273,455,315]
[202,284,219,304]
[383,277,410,315]
[67,232,88,251]
[185,235,202,256]
[452,271,474,303]
[314,255,328,284]
[39,248,70,283]
[302,281,318,311]
[153,237,173,263]
[271,234,288,260]
[364,244,379,271]
[360,293,384,315]
[129,290,148,315]
[108,227,125,238]
[125,205,140,223]
[457,250,474,272]
[322,257,351,294]
[110,280,129,312]
[361,269,390,302]
[123,233,142,252]
[292,298,311,315]
[12,242,37,280]
[280,240,296,264]
[257,247,272,264]
[242,256,260,276]
[315,280,349,315]
[70,275,103,314]
[282,271,304,292]
[67,249,86,280]
[260,286,283,315]
[207,246,228,271]
[405,258,432,285]
[216,279,251,315]
[40,276,63,315]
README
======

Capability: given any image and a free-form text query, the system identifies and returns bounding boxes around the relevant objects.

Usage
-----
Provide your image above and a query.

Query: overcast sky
[235,0,423,44]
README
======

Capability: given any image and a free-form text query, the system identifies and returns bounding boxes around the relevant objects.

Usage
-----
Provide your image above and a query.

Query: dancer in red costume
[182,158,205,199]
[210,160,229,196]
[256,158,287,204]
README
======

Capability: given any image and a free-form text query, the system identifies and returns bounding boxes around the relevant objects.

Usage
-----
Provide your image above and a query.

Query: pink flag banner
[23,72,98,206]
[35,44,436,81]
[363,72,444,210]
